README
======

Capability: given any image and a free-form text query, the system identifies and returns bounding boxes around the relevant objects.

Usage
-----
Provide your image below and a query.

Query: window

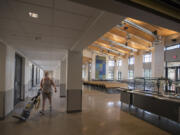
[108,60,115,67]
[143,53,152,63]
[128,70,134,79]
[165,44,180,51]
[117,60,122,67]
[108,70,114,80]
[128,57,134,65]
[118,71,122,80]
[144,69,152,78]
[82,65,86,79]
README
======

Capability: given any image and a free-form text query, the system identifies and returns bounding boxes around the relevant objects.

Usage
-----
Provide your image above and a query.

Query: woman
[40,71,57,114]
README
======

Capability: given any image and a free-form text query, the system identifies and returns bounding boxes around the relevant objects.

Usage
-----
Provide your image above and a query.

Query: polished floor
[0,87,170,135]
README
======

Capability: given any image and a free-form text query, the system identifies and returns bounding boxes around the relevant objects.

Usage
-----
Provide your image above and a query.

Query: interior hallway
[0,87,169,135]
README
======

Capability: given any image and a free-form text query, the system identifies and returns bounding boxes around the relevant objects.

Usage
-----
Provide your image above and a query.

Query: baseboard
[60,96,66,98]
[67,89,82,112]
[67,110,82,113]
[0,116,5,120]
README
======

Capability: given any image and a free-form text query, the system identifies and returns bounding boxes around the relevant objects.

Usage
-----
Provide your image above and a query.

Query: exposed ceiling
[0,0,101,70]
[70,0,180,32]
[87,17,179,59]
[1,0,180,70]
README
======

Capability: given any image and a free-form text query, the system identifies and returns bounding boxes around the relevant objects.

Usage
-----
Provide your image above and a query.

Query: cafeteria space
[0,0,180,135]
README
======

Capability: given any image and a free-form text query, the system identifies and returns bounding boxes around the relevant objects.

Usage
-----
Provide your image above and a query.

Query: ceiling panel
[10,1,53,25]
[55,0,97,17]
[21,22,82,40]
[54,10,89,30]
[5,38,72,50]
[21,22,53,36]
[0,18,23,35]
[0,0,16,19]
[19,0,53,8]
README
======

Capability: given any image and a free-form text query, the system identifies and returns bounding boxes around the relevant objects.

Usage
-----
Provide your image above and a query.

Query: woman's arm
[40,79,43,90]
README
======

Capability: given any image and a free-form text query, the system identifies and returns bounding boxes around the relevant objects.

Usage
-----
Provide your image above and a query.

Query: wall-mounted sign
[173,55,177,59]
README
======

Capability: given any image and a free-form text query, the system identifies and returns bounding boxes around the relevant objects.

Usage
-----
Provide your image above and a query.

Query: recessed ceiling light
[29,12,39,18]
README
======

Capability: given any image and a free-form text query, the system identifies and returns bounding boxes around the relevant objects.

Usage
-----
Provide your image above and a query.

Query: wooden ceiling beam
[126,18,178,36]
[95,39,130,54]
[118,23,155,42]
[88,46,121,58]
[103,32,150,51]
[111,27,152,47]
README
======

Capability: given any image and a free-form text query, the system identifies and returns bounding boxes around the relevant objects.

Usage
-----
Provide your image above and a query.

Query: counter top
[128,90,180,104]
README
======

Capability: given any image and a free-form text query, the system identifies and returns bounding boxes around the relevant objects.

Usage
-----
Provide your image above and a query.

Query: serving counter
[120,89,180,122]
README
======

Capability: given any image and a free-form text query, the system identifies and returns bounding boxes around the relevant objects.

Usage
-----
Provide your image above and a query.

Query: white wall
[0,42,7,117]
[53,66,61,86]
[4,45,15,115]
[0,41,42,118]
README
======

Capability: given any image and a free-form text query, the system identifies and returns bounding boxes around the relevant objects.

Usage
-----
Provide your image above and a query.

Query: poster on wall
[96,55,106,80]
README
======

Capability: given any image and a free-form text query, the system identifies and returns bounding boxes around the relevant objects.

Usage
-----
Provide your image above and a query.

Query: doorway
[14,54,23,105]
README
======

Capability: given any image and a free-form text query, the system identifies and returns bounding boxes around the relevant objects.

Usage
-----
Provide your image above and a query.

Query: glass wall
[118,71,122,80]
[144,69,152,78]
[128,70,134,79]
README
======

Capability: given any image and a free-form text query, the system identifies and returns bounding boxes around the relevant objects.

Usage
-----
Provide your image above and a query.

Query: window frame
[117,60,122,67]
[128,57,135,65]
[143,53,152,63]
[108,60,115,67]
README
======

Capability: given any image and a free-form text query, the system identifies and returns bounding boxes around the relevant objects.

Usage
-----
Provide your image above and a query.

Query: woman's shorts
[42,91,52,99]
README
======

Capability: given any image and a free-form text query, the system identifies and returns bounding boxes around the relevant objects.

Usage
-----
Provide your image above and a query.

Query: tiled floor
[0,87,170,135]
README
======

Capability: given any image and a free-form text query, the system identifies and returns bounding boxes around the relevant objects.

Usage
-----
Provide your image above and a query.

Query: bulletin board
[95,55,106,80]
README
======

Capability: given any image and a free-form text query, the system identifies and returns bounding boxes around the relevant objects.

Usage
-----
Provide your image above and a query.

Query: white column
[60,58,67,97]
[67,51,82,112]
[134,53,143,78]
[152,44,165,78]
[121,58,128,79]
[114,59,118,80]
[106,56,109,79]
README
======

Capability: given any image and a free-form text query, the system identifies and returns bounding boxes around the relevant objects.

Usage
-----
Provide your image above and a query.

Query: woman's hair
[44,71,49,77]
